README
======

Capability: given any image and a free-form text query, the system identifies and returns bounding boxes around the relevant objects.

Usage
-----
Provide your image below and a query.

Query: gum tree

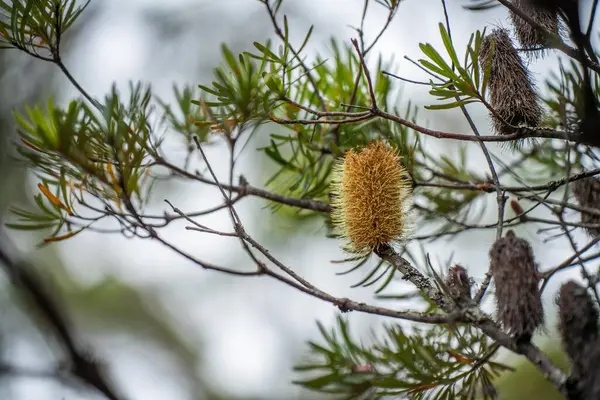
[2,0,600,398]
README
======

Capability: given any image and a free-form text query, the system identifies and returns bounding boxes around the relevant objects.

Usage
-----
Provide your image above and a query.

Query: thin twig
[439,0,503,302]
[262,0,326,110]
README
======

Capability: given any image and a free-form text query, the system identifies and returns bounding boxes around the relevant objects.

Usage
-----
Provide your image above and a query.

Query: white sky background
[7,0,599,399]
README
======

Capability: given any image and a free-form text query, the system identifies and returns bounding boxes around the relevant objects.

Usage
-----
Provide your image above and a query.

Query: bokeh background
[0,0,595,399]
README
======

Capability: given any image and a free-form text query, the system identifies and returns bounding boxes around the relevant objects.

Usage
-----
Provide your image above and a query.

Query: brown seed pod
[509,0,559,57]
[581,347,600,400]
[445,264,472,305]
[489,230,543,339]
[572,177,600,238]
[479,28,542,145]
[557,281,599,374]
[557,281,600,399]
[330,141,413,255]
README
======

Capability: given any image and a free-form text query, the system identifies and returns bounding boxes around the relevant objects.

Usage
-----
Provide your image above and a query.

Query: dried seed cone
[572,177,600,238]
[580,350,600,400]
[557,281,600,399]
[509,0,559,56]
[479,28,542,142]
[330,141,412,255]
[557,281,599,374]
[489,230,543,339]
[445,264,472,305]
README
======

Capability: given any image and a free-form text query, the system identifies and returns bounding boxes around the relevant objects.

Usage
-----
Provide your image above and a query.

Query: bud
[351,363,376,374]
[509,0,559,57]
[571,177,600,238]
[330,141,413,255]
[489,230,543,340]
[445,264,472,305]
[510,199,528,222]
[557,281,600,399]
[479,28,541,146]
[510,199,524,215]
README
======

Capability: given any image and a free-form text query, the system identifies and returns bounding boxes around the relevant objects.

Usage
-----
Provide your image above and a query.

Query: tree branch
[0,239,123,400]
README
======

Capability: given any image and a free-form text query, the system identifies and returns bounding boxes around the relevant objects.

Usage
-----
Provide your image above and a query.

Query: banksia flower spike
[330,141,413,255]
[489,230,543,340]
[479,28,542,144]
[509,0,559,57]
[557,281,600,399]
[572,177,600,238]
